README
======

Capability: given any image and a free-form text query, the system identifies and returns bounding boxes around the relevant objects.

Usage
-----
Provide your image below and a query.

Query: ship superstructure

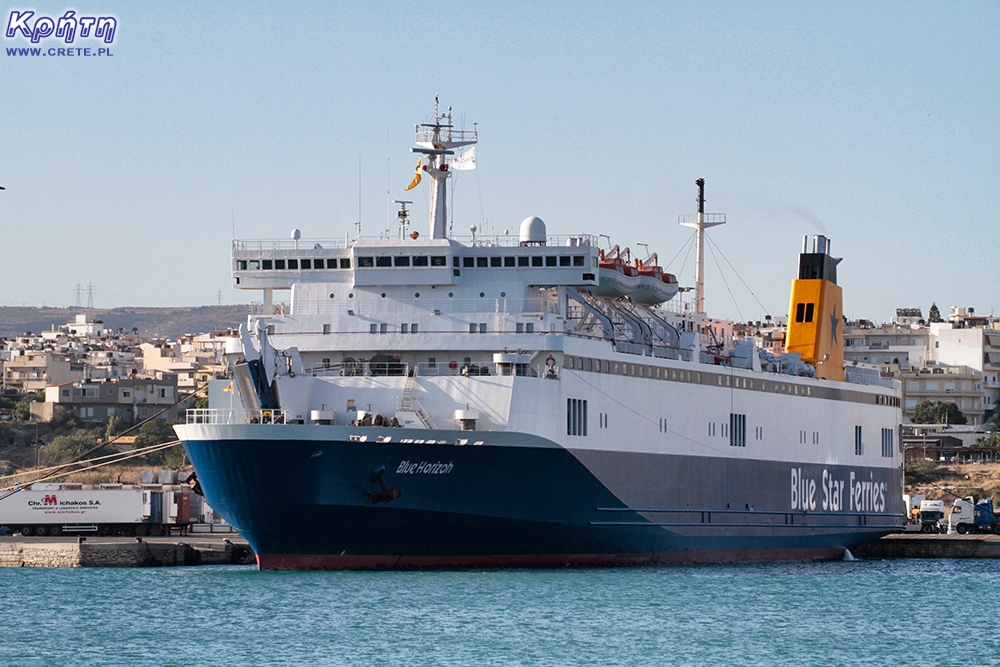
[176,103,903,570]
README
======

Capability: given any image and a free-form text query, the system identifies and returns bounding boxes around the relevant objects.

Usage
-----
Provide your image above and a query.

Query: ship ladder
[398,371,434,429]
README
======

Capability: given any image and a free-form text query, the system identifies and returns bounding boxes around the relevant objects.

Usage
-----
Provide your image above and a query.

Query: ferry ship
[175,102,904,570]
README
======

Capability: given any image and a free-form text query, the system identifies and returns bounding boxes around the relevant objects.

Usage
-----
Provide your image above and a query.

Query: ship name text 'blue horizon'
[6,11,116,44]
[791,468,887,513]
[396,461,454,475]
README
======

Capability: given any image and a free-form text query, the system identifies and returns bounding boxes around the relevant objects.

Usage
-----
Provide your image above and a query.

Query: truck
[918,499,946,533]
[948,497,999,535]
[0,486,192,537]
[901,494,925,531]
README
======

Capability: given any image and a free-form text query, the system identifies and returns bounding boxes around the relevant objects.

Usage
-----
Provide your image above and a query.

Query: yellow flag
[222,382,233,393]
[404,159,422,191]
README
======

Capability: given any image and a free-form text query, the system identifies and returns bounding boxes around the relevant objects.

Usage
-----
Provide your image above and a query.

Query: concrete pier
[855,533,1000,559]
[0,536,255,568]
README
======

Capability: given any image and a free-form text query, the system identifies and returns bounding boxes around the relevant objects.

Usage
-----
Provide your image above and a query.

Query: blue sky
[2,1,997,323]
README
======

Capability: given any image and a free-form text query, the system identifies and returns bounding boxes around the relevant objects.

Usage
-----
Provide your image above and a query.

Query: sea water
[1,559,998,666]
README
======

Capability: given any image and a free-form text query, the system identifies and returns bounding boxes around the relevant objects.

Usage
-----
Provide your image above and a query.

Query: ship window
[369,324,377,334]
[612,362,619,374]
[518,257,529,267]
[855,425,863,455]
[301,259,311,269]
[411,323,418,334]
[587,358,594,372]
[477,257,488,268]
[516,323,523,333]
[376,257,391,267]
[288,259,298,270]
[532,257,543,267]
[795,303,804,322]
[480,323,487,333]
[237,260,247,270]
[546,256,557,267]
[380,323,388,334]
[574,256,585,266]
[881,428,894,458]
[359,257,374,268]
[559,256,571,267]
[490,257,501,267]
[567,398,588,436]
[413,256,428,267]
[431,256,447,266]
[401,323,409,334]
[567,356,575,369]
[453,257,460,267]
[454,270,461,277]
[395,256,411,267]
[526,323,534,333]
[464,257,475,268]
[469,324,477,334]
[262,260,273,270]
[340,258,351,269]
[604,361,610,373]
[428,357,436,369]
[504,257,515,267]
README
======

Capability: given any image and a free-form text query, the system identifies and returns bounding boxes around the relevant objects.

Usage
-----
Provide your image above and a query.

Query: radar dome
[291,228,302,240]
[519,216,546,246]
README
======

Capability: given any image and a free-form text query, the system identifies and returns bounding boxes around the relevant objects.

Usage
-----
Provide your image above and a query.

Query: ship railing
[252,297,559,317]
[185,408,289,425]
[232,233,597,251]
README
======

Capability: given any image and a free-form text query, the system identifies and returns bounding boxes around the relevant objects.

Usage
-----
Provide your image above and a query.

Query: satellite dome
[291,228,302,240]
[519,216,546,245]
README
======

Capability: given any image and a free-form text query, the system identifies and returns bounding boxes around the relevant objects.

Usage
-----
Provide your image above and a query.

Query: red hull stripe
[257,548,845,571]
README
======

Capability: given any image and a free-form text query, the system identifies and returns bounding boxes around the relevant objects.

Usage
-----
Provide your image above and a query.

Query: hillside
[0,305,251,341]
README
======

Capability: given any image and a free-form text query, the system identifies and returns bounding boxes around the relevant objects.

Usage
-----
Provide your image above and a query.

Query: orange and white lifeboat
[592,246,639,299]
[632,254,679,305]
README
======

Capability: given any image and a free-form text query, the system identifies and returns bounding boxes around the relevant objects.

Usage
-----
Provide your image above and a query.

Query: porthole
[414,293,420,298]
[480,292,485,298]
[500,292,506,297]
[381,293,386,298]
[349,293,354,299]
[448,292,454,297]
[329,293,335,299]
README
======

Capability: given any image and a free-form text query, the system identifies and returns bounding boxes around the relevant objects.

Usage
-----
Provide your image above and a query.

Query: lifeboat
[592,245,639,299]
[631,254,679,305]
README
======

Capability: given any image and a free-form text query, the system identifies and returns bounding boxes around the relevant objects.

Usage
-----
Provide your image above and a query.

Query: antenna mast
[411,96,477,239]
[678,178,726,315]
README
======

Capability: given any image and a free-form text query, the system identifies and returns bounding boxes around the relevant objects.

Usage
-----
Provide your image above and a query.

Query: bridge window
[431,256,447,266]
[301,259,311,269]
[532,257,543,267]
[546,256,557,267]
[395,256,410,267]
[262,260,272,270]
[504,257,515,267]
[491,257,502,267]
[413,256,428,267]
[340,258,351,268]
[376,257,391,267]
[574,255,585,266]
[477,257,488,268]
[518,257,529,267]
[463,257,474,268]
[560,256,571,267]
[288,259,298,269]
[358,257,374,268]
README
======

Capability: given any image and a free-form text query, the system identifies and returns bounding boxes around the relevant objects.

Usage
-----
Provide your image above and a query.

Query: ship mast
[411,97,477,239]
[678,178,726,315]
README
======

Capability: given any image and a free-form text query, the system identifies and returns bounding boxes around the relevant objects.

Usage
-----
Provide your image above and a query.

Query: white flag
[448,146,476,171]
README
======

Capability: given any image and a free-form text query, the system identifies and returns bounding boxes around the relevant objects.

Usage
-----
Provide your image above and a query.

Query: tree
[134,419,186,468]
[12,392,44,421]
[45,428,116,464]
[928,302,942,323]
[105,415,127,443]
[977,423,1000,449]
[912,400,967,425]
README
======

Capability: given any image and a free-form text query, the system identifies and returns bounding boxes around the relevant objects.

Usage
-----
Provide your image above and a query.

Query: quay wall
[0,540,255,568]
[855,534,1000,559]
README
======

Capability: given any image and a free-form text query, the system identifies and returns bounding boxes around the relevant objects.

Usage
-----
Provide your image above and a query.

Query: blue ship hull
[180,425,902,570]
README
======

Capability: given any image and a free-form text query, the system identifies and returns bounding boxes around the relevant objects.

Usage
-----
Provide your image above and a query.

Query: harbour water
[3,559,999,666]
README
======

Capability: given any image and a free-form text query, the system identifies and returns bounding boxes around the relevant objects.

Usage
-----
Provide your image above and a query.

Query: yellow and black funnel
[785,235,844,381]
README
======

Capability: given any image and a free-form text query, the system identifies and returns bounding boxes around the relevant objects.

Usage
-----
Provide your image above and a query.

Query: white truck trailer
[0,488,174,537]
